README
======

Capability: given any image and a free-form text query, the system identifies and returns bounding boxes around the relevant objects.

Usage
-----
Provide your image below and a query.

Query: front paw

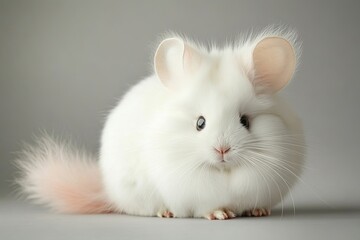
[242,208,271,217]
[157,210,174,218]
[205,209,237,220]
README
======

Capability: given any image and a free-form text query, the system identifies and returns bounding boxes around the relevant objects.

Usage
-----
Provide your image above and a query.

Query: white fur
[99,28,305,218]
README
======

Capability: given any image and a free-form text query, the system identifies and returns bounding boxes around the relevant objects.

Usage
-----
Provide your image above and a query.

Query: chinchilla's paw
[242,208,271,217]
[205,208,236,220]
[157,209,174,218]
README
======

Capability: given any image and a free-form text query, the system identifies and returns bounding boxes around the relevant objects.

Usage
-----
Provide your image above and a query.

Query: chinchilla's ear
[250,36,298,93]
[154,37,202,89]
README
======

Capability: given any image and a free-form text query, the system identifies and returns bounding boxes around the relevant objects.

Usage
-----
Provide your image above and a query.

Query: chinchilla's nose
[214,146,231,155]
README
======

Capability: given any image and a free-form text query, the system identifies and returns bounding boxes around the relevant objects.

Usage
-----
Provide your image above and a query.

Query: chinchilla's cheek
[250,114,287,136]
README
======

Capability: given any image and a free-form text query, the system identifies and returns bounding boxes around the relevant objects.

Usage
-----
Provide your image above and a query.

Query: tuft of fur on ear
[239,26,301,93]
[14,134,113,214]
[154,36,203,89]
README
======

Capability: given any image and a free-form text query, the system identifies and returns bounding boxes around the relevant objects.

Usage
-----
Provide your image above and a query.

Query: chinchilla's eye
[196,116,206,131]
[240,114,250,130]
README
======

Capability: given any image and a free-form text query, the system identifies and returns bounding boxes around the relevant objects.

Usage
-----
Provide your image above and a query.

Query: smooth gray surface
[1,0,360,239]
[1,200,360,240]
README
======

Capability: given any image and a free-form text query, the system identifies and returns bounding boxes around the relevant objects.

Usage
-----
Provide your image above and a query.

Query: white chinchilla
[16,27,305,220]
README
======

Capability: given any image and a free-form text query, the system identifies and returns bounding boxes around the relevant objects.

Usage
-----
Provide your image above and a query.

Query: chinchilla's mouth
[206,160,235,172]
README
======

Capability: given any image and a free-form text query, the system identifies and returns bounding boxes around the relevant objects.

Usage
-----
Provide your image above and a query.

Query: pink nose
[215,147,231,155]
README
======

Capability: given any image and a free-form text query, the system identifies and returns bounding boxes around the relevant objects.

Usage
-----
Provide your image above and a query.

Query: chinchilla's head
[148,28,303,177]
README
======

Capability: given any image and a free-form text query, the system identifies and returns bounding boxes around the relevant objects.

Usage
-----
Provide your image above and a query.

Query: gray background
[1,0,360,239]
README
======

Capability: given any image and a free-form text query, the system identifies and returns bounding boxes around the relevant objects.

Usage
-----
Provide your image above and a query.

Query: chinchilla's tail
[15,135,112,214]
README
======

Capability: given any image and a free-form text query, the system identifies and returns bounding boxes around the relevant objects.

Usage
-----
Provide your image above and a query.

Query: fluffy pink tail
[15,135,112,214]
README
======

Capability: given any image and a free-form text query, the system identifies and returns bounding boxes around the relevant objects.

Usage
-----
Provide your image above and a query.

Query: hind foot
[242,208,271,217]
[205,209,237,220]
